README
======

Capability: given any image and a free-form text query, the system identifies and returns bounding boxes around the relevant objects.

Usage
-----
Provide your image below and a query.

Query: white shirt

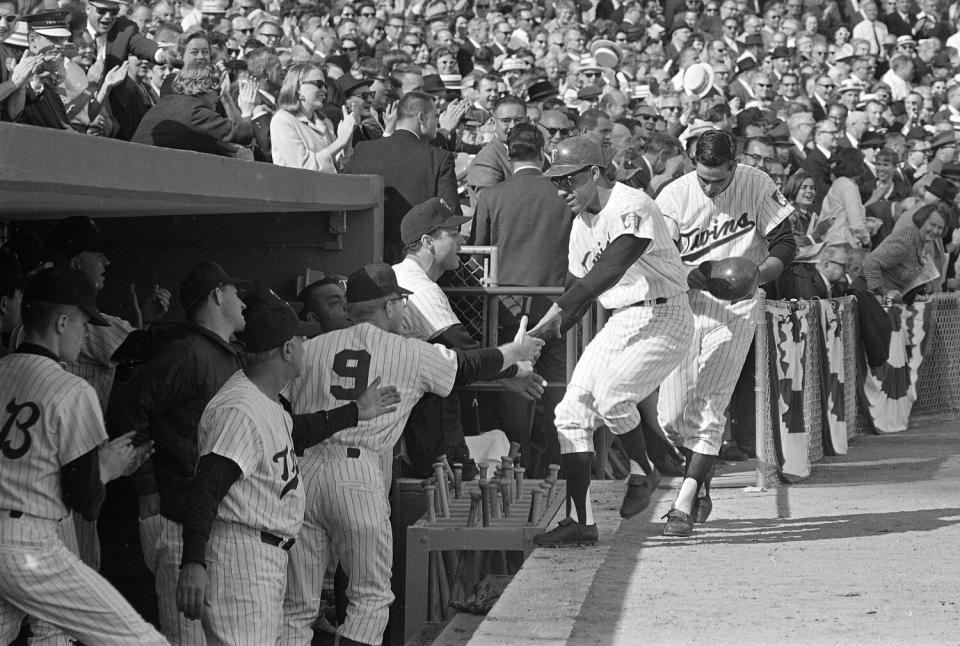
[880,69,911,102]
[393,257,461,341]
[852,19,889,55]
[567,182,688,308]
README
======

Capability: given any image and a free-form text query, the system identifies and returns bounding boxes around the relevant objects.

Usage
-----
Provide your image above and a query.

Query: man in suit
[804,120,840,211]
[85,0,174,139]
[883,0,918,37]
[345,91,459,264]
[466,94,527,204]
[810,75,836,121]
[621,132,679,194]
[786,111,814,171]
[470,123,573,474]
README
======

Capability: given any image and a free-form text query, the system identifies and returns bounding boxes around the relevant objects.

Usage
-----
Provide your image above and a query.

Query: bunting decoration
[767,301,811,481]
[819,298,848,455]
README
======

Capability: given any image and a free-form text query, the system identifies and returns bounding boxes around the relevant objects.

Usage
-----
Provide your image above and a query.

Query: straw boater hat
[589,39,622,69]
[682,63,715,99]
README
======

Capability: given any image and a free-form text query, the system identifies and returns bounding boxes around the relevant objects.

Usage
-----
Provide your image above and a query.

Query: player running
[529,136,695,547]
[654,130,796,537]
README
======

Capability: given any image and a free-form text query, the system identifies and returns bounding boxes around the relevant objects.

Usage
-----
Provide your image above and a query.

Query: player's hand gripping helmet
[699,256,760,301]
[543,136,607,178]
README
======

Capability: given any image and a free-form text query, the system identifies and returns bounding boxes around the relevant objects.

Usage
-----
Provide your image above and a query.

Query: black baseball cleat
[662,507,694,537]
[619,469,661,519]
[533,517,599,547]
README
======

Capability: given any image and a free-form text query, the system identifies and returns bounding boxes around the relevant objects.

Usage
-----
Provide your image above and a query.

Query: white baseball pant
[201,521,288,646]
[658,289,758,455]
[555,298,695,454]
[0,514,167,646]
[282,446,394,646]
[140,514,206,645]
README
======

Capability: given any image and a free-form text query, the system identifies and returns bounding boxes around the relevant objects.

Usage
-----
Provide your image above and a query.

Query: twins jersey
[0,353,106,520]
[284,323,458,454]
[568,182,688,309]
[393,258,460,341]
[655,164,794,267]
[199,371,305,540]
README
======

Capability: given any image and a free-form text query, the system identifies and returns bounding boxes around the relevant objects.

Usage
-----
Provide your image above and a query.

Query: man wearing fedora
[926,130,956,176]
[84,0,175,139]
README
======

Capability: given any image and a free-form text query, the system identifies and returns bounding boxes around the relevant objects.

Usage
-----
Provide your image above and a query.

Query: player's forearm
[61,449,106,521]
[435,325,518,380]
[289,404,359,455]
[180,454,241,567]
[762,220,796,282]
[453,346,505,385]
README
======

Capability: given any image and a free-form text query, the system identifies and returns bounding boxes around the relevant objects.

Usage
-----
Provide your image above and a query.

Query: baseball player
[175,291,401,645]
[528,136,694,547]
[655,130,796,536]
[0,267,164,645]
[281,263,543,646]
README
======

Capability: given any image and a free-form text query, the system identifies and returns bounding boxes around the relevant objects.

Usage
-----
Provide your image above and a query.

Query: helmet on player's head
[543,136,606,178]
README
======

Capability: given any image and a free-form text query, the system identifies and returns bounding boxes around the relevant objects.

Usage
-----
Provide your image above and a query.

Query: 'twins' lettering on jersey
[677,211,756,262]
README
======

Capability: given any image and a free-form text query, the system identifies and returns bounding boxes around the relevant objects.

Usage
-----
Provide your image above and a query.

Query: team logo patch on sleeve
[622,211,641,231]
[773,189,789,207]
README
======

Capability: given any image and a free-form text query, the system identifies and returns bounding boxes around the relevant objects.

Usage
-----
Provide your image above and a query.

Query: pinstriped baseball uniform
[197,370,305,646]
[393,258,461,340]
[281,322,458,646]
[555,183,694,454]
[0,352,167,646]
[655,164,793,455]
[66,313,135,572]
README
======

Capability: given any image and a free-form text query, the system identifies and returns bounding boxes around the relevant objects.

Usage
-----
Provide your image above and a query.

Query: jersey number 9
[330,349,372,401]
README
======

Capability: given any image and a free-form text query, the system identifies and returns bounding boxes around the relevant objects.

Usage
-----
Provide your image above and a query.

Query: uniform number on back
[331,349,372,401]
[0,399,38,460]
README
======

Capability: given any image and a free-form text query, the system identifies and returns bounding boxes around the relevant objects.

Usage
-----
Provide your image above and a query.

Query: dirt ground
[466,420,960,646]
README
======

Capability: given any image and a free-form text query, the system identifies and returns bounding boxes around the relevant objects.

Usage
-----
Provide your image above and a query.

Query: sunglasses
[544,126,570,136]
[300,79,326,89]
[237,27,254,34]
[95,6,120,16]
[550,168,590,191]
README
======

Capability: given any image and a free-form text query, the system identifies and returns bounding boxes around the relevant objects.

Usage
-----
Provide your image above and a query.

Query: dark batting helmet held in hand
[543,136,607,177]
[700,256,760,301]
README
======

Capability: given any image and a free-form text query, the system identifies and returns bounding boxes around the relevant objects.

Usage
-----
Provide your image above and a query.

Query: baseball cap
[22,11,71,38]
[337,75,372,96]
[399,197,471,246]
[23,266,109,326]
[46,216,109,261]
[237,290,323,353]
[179,261,251,310]
[346,263,412,304]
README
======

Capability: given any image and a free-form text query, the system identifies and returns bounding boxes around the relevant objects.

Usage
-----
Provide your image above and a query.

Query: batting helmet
[700,257,760,301]
[543,136,606,177]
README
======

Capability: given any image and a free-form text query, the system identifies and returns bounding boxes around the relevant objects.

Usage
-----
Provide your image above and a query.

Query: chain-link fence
[912,292,960,420]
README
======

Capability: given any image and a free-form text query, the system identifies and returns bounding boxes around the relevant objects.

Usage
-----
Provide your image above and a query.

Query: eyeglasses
[544,126,570,136]
[351,90,374,100]
[387,294,409,306]
[95,6,120,16]
[742,152,776,166]
[300,79,326,89]
[582,71,601,78]
[550,167,590,191]
[237,27,253,34]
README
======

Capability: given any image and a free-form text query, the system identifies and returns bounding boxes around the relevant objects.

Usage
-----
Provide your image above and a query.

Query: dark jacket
[470,167,573,291]
[345,129,459,262]
[112,326,243,523]
[803,147,832,211]
[99,17,161,139]
[132,93,252,156]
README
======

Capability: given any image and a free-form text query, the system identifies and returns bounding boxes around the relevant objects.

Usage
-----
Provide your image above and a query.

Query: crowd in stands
[4,0,960,641]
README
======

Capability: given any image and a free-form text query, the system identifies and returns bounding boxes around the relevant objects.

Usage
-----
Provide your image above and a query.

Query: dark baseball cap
[0,250,26,295]
[400,197,471,246]
[237,290,324,353]
[46,216,109,261]
[346,263,412,304]
[180,261,251,310]
[23,266,109,326]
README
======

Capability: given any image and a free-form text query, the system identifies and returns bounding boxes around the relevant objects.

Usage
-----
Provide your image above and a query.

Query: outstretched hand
[500,361,546,401]
[527,306,562,341]
[356,377,401,420]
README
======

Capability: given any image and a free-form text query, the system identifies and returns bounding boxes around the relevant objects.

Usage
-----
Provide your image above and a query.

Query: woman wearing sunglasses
[271,62,357,173]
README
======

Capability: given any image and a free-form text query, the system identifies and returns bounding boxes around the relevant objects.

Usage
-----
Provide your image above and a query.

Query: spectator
[132,60,255,157]
[818,146,872,248]
[271,63,356,172]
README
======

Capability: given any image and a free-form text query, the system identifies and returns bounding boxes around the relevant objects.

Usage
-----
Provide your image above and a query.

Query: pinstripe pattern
[200,371,305,541]
[201,521,287,646]
[282,447,393,646]
[566,183,688,308]
[655,166,783,456]
[0,516,167,645]
[284,323,458,453]
[556,299,694,453]
[282,323,459,646]
[27,515,80,646]
[0,354,106,520]
[393,258,461,340]
[139,515,206,645]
